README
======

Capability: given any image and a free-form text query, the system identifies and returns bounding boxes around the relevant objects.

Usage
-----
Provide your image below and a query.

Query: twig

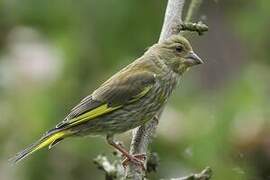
[185,0,203,22]
[178,22,208,35]
[160,167,212,180]
[176,167,212,180]
[125,114,160,179]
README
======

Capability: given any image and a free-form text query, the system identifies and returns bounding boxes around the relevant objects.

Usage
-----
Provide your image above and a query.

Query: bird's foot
[121,153,146,171]
[106,136,146,170]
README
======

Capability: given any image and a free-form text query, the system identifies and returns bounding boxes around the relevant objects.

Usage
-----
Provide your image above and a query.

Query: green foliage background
[0,0,270,179]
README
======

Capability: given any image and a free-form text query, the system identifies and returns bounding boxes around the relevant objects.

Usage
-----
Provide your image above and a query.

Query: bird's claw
[121,153,146,171]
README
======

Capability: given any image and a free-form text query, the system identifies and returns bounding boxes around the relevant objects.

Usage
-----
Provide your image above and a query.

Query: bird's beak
[184,51,204,66]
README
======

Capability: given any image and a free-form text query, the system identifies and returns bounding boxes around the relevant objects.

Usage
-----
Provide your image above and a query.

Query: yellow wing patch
[67,85,152,127]
[68,104,121,126]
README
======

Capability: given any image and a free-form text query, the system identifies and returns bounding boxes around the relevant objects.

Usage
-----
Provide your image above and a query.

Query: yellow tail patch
[9,130,68,163]
[68,104,121,126]
[34,131,67,152]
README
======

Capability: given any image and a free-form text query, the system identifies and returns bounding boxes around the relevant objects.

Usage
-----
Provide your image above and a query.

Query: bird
[10,35,203,168]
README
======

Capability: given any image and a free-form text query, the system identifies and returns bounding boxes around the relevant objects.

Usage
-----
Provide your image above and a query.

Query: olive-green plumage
[10,35,203,163]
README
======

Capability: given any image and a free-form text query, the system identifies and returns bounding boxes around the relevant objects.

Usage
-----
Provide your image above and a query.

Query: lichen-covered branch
[176,167,212,180]
[178,22,208,35]
[125,115,160,179]
[94,154,211,180]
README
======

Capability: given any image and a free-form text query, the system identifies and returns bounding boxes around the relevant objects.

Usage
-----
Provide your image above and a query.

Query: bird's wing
[56,70,156,128]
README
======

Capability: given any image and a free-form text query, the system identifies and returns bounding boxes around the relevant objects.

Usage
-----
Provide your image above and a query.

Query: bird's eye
[175,46,183,53]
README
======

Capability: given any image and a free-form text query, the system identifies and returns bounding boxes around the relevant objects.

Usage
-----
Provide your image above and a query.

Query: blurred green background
[0,0,270,179]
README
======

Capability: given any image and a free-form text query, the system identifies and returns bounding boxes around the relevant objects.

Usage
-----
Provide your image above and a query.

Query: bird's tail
[9,128,71,163]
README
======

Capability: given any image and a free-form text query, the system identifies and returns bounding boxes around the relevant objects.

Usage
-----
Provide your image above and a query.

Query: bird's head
[152,35,203,74]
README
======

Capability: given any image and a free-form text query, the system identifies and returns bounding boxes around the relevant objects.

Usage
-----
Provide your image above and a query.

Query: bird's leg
[121,154,146,168]
[106,135,146,170]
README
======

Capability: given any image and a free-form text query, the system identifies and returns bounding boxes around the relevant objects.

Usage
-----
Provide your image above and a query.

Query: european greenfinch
[10,35,203,168]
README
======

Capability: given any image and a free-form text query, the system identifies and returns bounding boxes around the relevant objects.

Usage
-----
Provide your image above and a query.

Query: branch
[176,167,212,180]
[159,0,186,41]
[125,0,208,179]
[178,22,208,36]
[185,0,203,22]
[94,155,212,180]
